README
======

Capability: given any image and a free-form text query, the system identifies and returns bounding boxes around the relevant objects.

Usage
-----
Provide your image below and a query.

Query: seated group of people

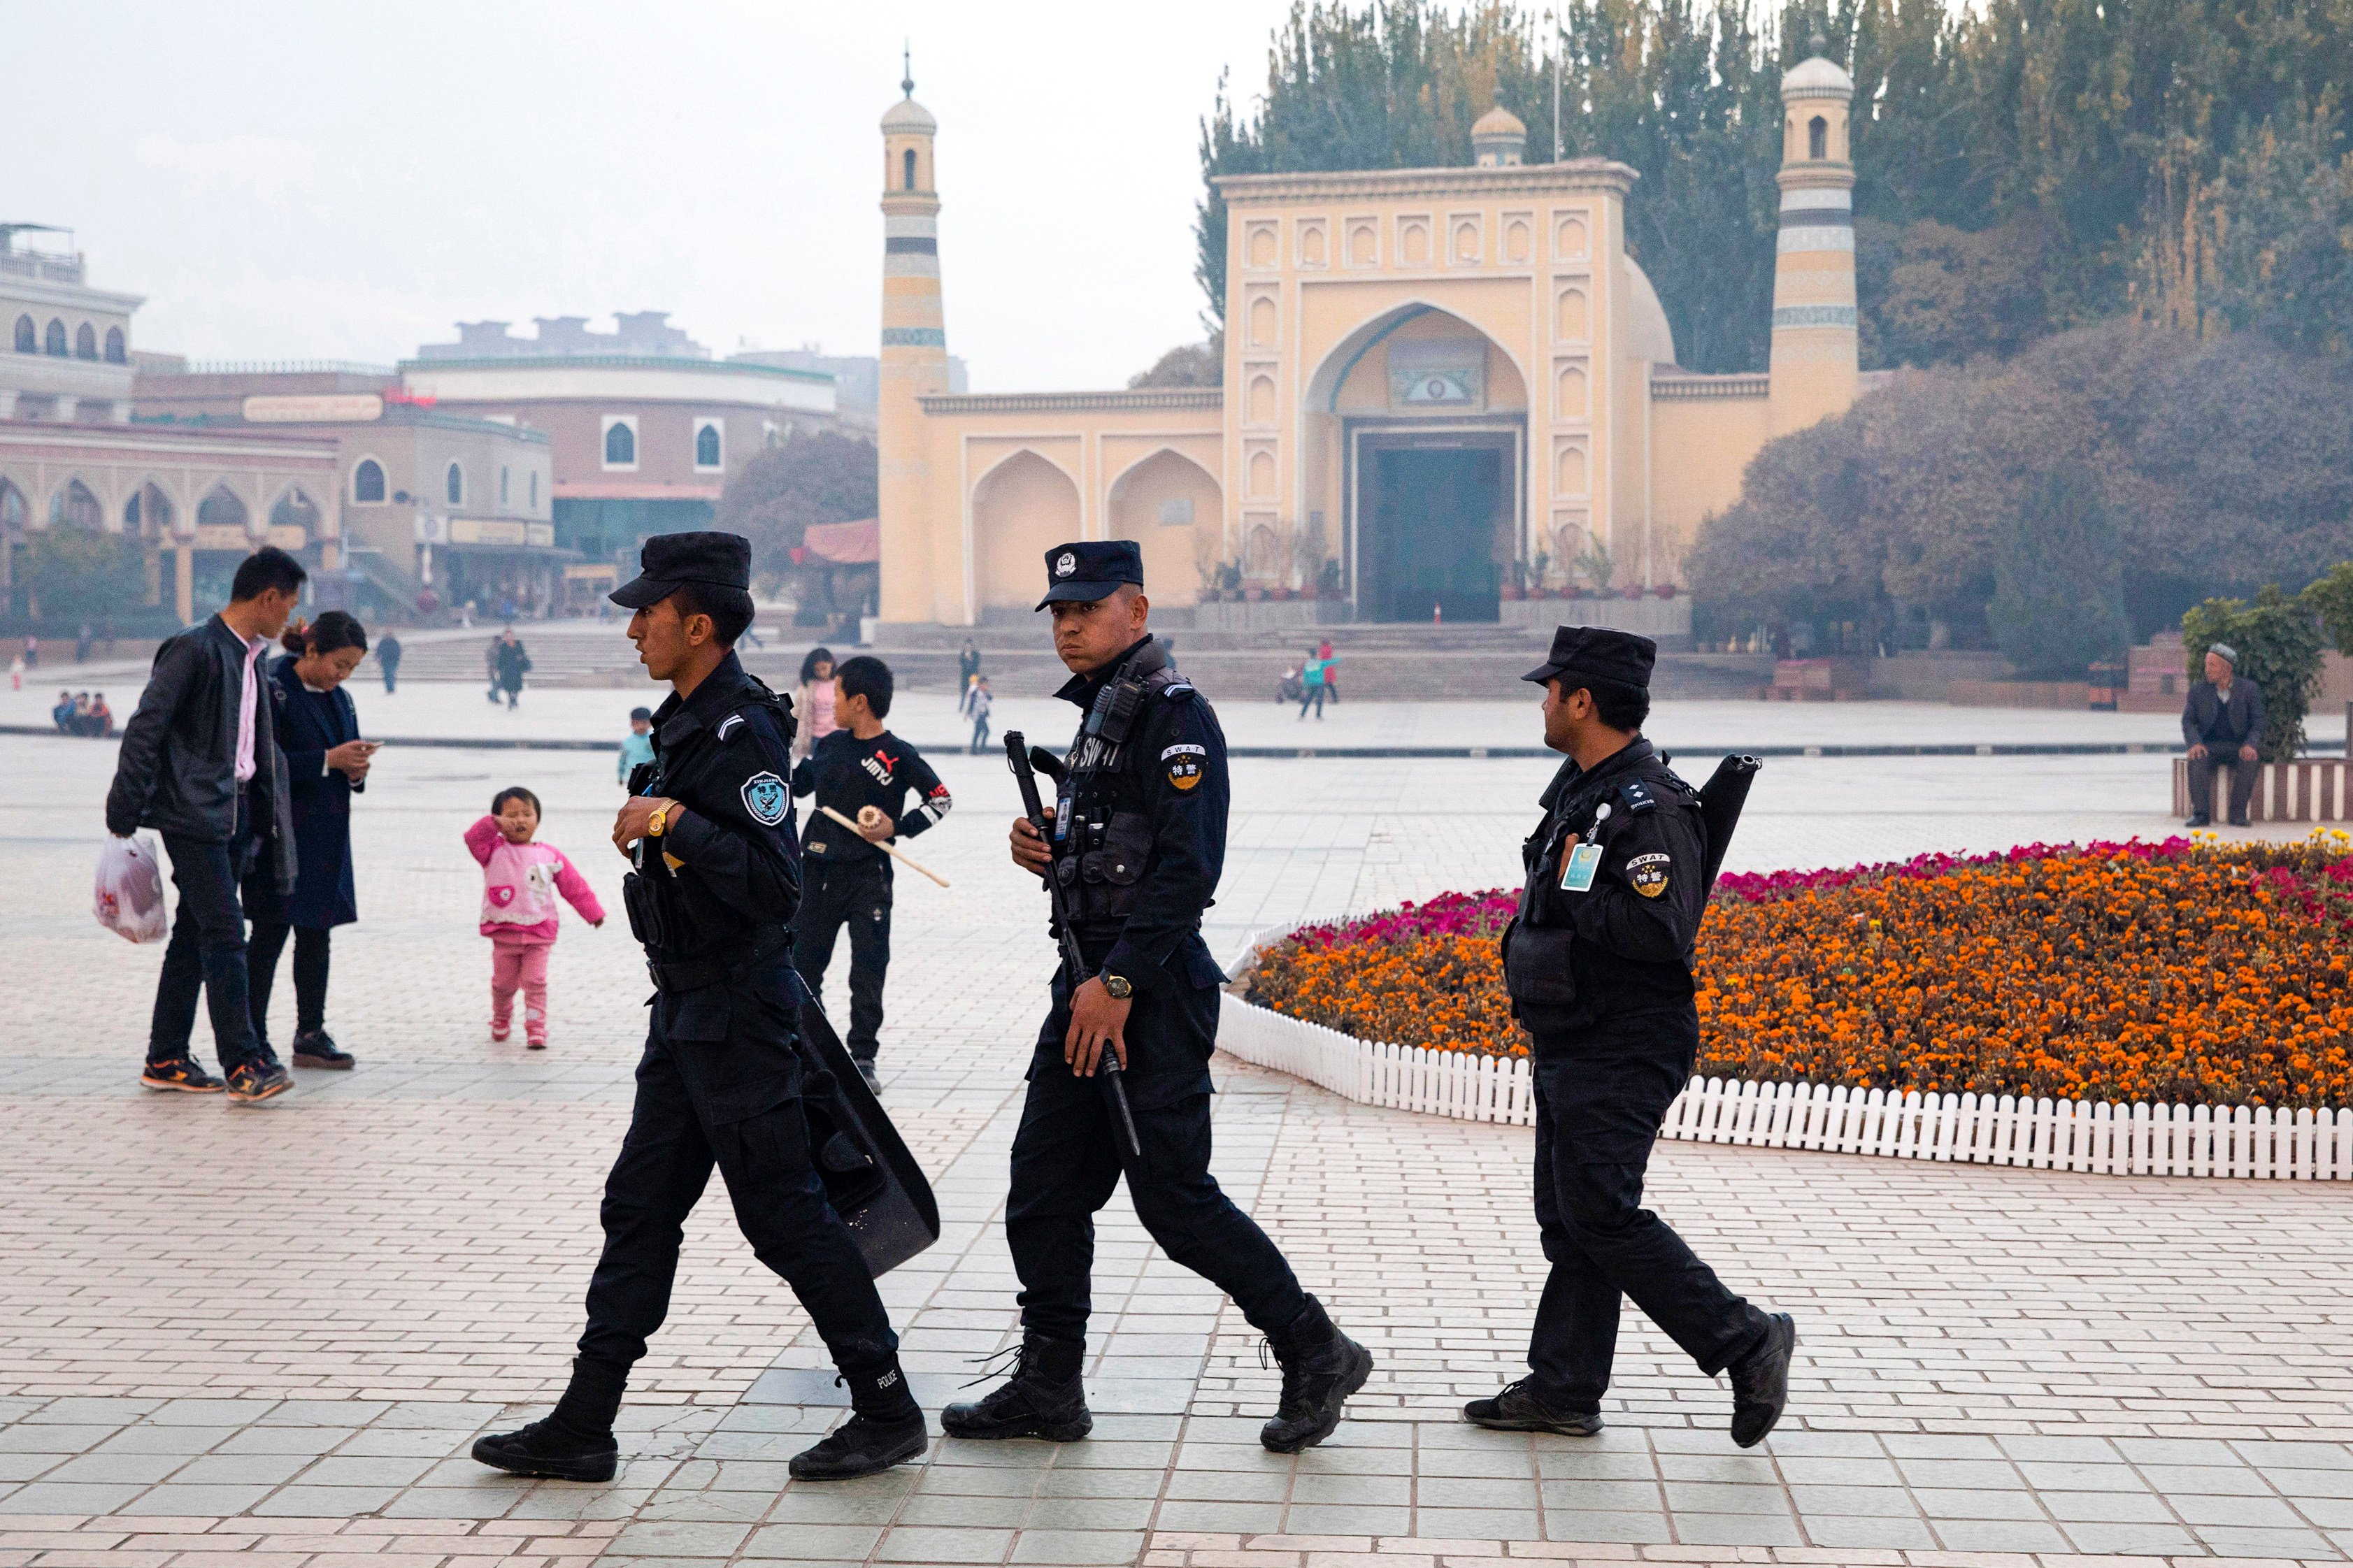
[52,689,114,737]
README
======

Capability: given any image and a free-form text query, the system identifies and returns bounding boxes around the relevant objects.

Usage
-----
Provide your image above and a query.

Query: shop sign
[243,394,383,423]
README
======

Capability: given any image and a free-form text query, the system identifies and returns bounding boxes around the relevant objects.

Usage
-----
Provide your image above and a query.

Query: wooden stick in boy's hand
[818,805,950,888]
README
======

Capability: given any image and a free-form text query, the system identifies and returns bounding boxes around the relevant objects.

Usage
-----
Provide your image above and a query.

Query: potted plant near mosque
[1501,559,1526,601]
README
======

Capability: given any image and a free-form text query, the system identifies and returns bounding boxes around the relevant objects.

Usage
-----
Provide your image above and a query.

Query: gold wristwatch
[1102,973,1133,1000]
[647,803,671,837]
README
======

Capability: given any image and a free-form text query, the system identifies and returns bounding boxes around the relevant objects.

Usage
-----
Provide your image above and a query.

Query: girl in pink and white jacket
[464,786,606,1047]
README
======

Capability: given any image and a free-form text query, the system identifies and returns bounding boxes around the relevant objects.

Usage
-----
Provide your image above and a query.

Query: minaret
[1766,36,1860,436]
[877,51,948,625]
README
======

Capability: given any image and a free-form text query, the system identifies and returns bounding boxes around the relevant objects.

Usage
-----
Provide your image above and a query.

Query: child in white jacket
[463,786,605,1047]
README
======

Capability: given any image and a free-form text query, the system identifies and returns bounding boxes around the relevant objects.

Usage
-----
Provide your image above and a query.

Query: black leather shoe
[292,1030,356,1070]
[2228,815,2252,828]
[1259,1295,1372,1454]
[2185,814,2212,828]
[941,1335,1092,1441]
[471,1417,618,1482]
[1729,1312,1796,1448]
[789,1410,928,1480]
[1464,1377,1603,1435]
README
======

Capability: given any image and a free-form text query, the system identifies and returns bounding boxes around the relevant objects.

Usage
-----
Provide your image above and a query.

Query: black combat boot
[474,1357,624,1481]
[1728,1312,1797,1448]
[1463,1376,1603,1436]
[1258,1295,1372,1453]
[789,1361,929,1481]
[939,1334,1092,1441]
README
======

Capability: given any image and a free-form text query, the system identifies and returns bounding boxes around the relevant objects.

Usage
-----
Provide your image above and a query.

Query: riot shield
[794,1000,940,1278]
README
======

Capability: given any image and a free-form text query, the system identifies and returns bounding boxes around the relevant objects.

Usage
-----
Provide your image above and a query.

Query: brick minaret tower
[1766,36,1860,437]
[877,53,949,624]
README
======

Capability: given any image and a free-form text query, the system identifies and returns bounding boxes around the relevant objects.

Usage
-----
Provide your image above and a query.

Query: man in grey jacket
[2182,643,2266,828]
[106,547,306,1103]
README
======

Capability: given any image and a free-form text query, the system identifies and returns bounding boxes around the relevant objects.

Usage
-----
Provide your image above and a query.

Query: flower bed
[1244,834,2353,1109]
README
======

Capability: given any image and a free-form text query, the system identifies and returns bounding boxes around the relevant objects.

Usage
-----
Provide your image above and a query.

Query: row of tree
[1196,0,2353,369]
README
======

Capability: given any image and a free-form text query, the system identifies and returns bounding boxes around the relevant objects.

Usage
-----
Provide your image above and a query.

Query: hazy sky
[13,1,1315,393]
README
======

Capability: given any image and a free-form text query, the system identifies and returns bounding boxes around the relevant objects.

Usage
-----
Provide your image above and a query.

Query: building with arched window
[878,54,1863,636]
[0,228,140,424]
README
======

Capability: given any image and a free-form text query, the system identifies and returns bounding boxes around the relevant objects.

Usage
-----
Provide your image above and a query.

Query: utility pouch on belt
[621,870,673,951]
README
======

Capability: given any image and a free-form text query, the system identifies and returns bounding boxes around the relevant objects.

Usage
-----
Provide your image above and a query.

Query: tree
[2182,585,2326,762]
[2206,109,2353,359]
[21,530,144,622]
[1129,336,1225,387]
[713,431,878,589]
[1987,467,2127,677]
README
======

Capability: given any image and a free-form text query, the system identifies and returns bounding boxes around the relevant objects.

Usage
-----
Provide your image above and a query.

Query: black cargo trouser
[2186,745,2260,820]
[792,857,892,1064]
[577,962,899,1386]
[1527,1010,1768,1409]
[150,792,263,1072]
[1006,958,1307,1344]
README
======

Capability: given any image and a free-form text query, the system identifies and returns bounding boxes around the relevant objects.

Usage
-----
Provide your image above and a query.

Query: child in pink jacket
[464,786,606,1047]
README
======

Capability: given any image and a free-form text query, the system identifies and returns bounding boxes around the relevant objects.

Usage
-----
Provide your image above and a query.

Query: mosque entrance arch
[1304,303,1526,624]
[970,449,1080,620]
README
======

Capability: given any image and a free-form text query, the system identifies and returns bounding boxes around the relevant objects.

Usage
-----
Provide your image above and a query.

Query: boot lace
[1259,1337,1311,1416]
[959,1341,1031,1403]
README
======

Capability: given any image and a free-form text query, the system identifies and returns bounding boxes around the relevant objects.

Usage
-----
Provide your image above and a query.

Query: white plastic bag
[96,833,168,944]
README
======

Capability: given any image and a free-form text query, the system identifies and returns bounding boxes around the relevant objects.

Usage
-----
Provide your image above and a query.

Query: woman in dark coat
[245,611,377,1069]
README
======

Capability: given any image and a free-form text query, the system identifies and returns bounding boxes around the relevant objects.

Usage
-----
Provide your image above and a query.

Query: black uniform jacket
[258,656,363,929]
[106,615,296,894]
[634,652,802,958]
[792,728,950,870]
[1501,737,1707,1040]
[1052,635,1229,998]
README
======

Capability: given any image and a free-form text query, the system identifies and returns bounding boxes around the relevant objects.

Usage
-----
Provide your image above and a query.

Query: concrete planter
[2172,756,2352,821]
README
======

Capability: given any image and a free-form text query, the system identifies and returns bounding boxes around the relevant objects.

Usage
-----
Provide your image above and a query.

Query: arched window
[353,458,387,504]
[43,319,67,356]
[604,419,636,466]
[73,323,96,360]
[103,327,125,364]
[196,487,248,531]
[1808,115,1828,160]
[445,461,464,505]
[12,316,32,354]
[903,148,917,190]
[695,422,722,468]
[271,489,319,533]
[52,480,103,530]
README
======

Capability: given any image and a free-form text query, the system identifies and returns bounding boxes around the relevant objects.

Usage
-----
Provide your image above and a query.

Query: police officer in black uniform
[472,532,925,1486]
[1468,625,1796,1446]
[943,540,1371,1455]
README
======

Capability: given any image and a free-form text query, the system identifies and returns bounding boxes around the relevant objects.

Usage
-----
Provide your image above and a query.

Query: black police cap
[1035,539,1145,610]
[1522,624,1658,691]
[610,531,752,609]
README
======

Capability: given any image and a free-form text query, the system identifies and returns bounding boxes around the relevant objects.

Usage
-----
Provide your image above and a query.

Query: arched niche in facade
[1106,447,1222,608]
[970,449,1081,614]
[49,479,104,531]
[1302,299,1531,416]
[197,484,251,533]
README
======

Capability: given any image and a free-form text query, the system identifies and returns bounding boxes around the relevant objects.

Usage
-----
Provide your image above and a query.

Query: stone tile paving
[3,730,2350,1568]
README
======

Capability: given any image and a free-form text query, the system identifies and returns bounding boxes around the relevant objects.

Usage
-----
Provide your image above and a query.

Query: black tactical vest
[1052,639,1183,936]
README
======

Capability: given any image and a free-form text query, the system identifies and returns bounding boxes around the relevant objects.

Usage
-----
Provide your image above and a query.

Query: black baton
[1006,731,1142,1158]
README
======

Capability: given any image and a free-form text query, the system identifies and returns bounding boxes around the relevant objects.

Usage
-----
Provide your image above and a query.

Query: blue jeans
[148,795,264,1072]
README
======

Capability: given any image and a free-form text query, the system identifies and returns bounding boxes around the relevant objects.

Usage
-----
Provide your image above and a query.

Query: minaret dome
[1471,103,1527,167]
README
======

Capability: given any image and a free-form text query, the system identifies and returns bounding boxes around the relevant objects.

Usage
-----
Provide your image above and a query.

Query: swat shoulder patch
[739,770,789,826]
[1161,742,1207,792]
[1626,850,1673,898]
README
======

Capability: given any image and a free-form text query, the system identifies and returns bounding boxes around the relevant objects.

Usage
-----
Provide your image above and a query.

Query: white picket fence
[1215,993,2353,1180]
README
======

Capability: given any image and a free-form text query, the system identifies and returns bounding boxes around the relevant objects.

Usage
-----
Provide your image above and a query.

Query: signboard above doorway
[1387,336,1485,413]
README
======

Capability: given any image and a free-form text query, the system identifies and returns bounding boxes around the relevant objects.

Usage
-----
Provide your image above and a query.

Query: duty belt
[646,927,794,994]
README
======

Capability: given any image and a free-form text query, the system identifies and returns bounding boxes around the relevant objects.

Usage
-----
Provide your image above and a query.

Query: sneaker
[224,1060,293,1104]
[1258,1295,1372,1453]
[141,1057,223,1093]
[526,1036,548,1051]
[789,1409,928,1481]
[472,1417,617,1483]
[941,1335,1092,1442]
[291,1030,355,1070]
[1464,1376,1604,1435]
[491,1023,510,1042]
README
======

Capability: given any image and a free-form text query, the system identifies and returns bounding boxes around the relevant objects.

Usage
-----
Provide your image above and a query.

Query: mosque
[874,48,1861,635]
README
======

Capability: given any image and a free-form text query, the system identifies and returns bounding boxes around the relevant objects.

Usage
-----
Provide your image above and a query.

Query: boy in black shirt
[791,656,949,1089]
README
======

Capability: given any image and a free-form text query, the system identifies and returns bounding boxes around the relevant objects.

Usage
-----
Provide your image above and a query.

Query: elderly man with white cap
[2182,641,2266,828]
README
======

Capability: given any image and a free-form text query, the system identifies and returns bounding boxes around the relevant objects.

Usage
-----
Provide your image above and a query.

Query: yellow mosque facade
[875,51,1859,633]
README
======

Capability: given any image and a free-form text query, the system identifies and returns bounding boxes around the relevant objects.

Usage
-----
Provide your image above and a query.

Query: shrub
[1988,466,2128,677]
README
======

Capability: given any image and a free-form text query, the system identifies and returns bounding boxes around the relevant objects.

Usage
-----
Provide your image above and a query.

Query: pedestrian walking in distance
[463,787,606,1049]
[375,631,402,693]
[1473,624,1795,1446]
[790,656,950,1091]
[473,531,924,1487]
[951,539,1371,1454]
[103,547,306,1105]
[968,675,994,754]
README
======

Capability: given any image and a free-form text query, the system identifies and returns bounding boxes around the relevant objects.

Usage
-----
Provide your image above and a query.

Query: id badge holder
[1560,842,1603,893]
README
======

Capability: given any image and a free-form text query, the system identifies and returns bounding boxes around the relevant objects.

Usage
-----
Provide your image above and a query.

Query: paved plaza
[1,691,2350,1568]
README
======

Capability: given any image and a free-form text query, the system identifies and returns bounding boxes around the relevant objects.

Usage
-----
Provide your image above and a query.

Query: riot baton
[1006,731,1142,1158]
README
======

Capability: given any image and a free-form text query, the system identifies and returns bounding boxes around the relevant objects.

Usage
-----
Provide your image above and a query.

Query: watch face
[1104,974,1132,998]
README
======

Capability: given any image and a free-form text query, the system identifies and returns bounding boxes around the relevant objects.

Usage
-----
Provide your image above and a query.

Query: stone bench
[2171,756,2352,822]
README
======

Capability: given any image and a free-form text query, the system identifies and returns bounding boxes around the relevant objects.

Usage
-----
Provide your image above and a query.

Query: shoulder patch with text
[1626,851,1672,898]
[1161,742,1207,792]
[740,770,789,826]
